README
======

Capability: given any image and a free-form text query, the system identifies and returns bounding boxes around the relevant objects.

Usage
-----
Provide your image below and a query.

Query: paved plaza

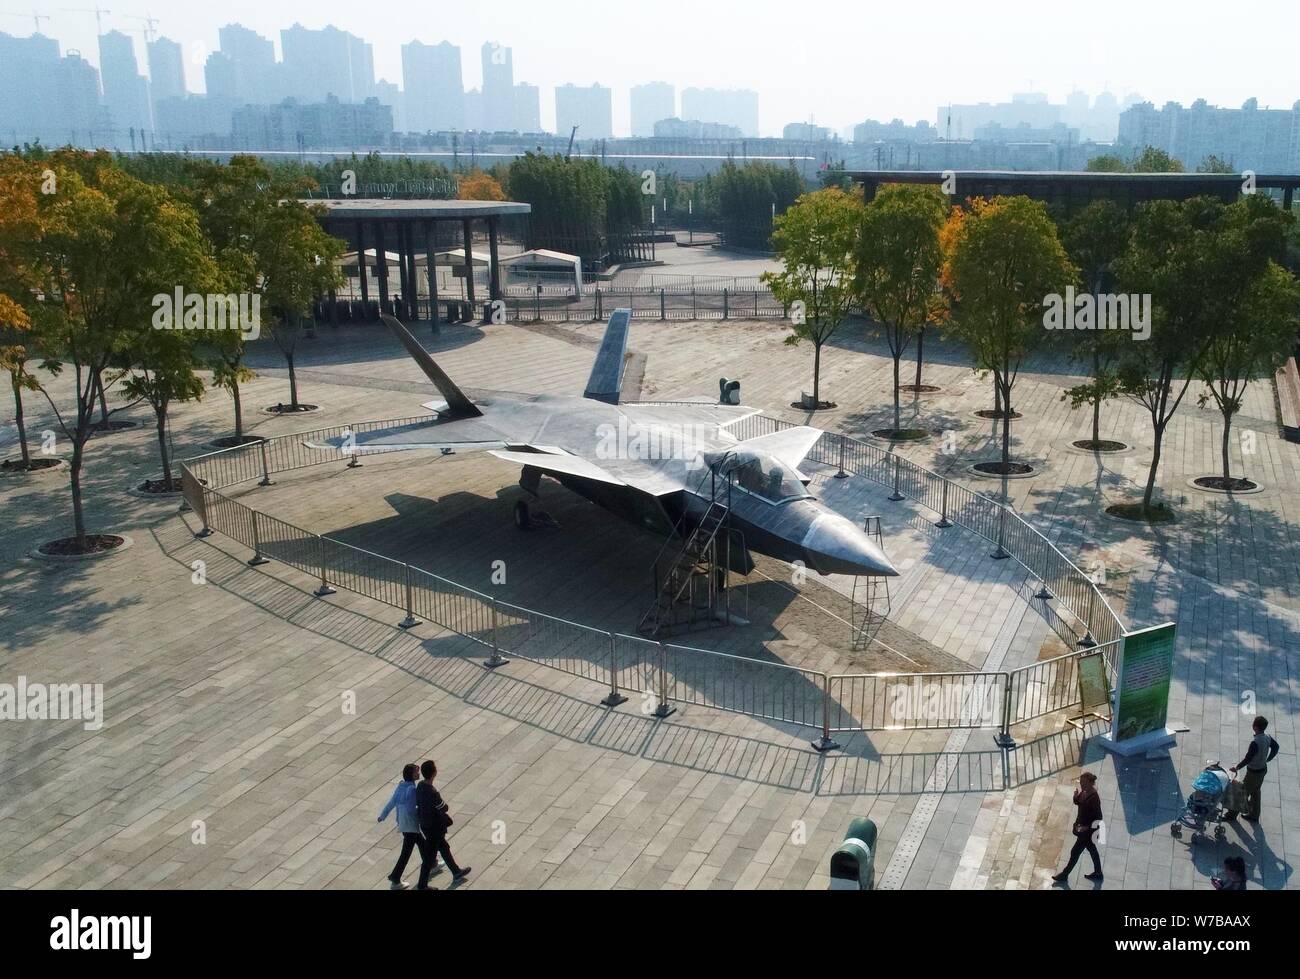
[1,282,1297,889]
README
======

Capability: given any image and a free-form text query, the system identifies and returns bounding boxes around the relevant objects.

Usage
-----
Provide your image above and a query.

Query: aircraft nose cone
[801,513,899,577]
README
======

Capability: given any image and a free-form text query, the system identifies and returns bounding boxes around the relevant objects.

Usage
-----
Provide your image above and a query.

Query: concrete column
[488,216,502,300]
[396,221,411,310]
[425,219,440,327]
[375,221,390,314]
[405,224,420,316]
[462,218,476,306]
[356,221,370,315]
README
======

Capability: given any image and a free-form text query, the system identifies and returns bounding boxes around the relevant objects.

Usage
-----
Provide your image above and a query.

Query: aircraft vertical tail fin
[583,308,631,404]
[381,314,482,418]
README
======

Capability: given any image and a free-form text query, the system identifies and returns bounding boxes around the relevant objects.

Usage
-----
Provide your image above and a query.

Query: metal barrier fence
[178,408,1128,752]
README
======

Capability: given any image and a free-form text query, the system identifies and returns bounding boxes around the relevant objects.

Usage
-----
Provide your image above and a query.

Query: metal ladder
[640,500,730,635]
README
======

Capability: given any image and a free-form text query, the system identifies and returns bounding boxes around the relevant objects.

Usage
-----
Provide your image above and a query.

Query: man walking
[415,760,471,888]
[378,763,437,888]
[1225,716,1280,823]
[1053,771,1104,885]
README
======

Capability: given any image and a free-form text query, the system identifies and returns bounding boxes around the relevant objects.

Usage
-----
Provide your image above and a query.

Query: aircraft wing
[734,426,826,471]
[304,418,508,455]
[488,449,628,486]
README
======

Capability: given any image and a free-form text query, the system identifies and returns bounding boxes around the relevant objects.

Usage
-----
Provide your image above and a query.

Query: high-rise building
[480,42,514,130]
[58,50,109,145]
[98,30,152,141]
[280,23,374,103]
[147,37,186,103]
[0,31,62,144]
[374,79,405,132]
[681,87,759,137]
[514,83,541,133]
[631,82,675,137]
[555,83,613,140]
[401,40,463,132]
[232,95,392,151]
[207,24,278,105]
[1119,97,1300,172]
[783,122,832,142]
[464,88,483,131]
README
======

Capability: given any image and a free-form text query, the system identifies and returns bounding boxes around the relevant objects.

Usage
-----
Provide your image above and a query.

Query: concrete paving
[0,299,1295,890]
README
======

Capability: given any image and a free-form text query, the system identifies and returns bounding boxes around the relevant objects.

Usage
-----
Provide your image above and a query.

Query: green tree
[1086,154,1129,173]
[1059,200,1132,447]
[1115,194,1292,511]
[1131,146,1185,173]
[1196,260,1299,485]
[1198,155,1236,174]
[943,196,1076,467]
[0,154,45,469]
[121,332,207,489]
[852,184,947,434]
[31,152,209,549]
[762,187,864,408]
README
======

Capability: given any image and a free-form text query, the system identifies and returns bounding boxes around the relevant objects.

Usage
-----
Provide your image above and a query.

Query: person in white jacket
[378,763,438,888]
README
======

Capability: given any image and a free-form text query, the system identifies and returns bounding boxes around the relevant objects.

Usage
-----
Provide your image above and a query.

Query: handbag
[1222,777,1249,812]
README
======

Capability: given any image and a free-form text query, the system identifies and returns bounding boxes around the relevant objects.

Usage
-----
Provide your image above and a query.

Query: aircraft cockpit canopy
[704,449,811,504]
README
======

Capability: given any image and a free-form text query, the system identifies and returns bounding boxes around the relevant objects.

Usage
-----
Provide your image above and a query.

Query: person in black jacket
[415,760,470,888]
[1224,716,1280,823]
[1053,771,1104,884]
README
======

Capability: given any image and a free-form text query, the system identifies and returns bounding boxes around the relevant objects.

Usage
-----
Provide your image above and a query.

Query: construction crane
[0,10,50,32]
[122,11,157,43]
[565,125,578,160]
[62,5,112,36]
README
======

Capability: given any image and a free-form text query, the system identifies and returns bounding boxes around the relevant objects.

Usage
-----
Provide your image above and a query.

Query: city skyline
[5,1,1297,138]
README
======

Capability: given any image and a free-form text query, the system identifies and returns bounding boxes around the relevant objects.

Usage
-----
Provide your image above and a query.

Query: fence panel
[407,568,493,643]
[494,603,612,684]
[255,512,320,575]
[828,671,1007,732]
[658,642,825,728]
[324,539,406,609]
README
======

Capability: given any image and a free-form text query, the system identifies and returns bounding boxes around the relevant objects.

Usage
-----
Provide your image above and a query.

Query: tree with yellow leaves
[0,154,47,471]
[457,169,506,202]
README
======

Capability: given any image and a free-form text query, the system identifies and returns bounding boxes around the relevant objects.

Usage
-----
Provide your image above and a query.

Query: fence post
[195,489,213,538]
[248,510,269,566]
[595,289,603,321]
[313,536,336,596]
[995,673,1016,750]
[835,433,848,479]
[692,287,696,319]
[937,481,953,528]
[754,290,759,319]
[1036,580,1054,601]
[484,597,509,668]
[400,563,422,629]
[660,288,666,320]
[1078,589,1099,648]
[811,674,840,753]
[653,642,675,718]
[259,440,274,487]
[601,632,627,707]
[888,454,904,501]
[723,288,729,320]
[991,502,1009,560]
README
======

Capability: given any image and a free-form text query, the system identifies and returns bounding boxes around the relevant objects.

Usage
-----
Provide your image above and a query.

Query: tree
[0,154,45,470]
[762,187,864,408]
[121,334,207,489]
[1131,146,1184,173]
[1086,155,1129,173]
[1195,260,1299,486]
[852,184,947,435]
[31,151,209,549]
[260,199,345,410]
[1059,200,1131,447]
[1198,155,1236,175]
[943,196,1076,468]
[1115,194,1292,512]
[458,168,506,201]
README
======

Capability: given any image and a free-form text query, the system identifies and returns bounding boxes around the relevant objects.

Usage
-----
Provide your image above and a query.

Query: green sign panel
[1077,653,1111,715]
[1112,623,1177,742]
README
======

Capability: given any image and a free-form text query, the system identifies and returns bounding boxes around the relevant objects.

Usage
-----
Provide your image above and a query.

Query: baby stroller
[1170,762,1231,842]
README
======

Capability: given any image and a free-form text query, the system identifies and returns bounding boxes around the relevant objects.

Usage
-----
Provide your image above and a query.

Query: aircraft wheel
[514,500,532,530]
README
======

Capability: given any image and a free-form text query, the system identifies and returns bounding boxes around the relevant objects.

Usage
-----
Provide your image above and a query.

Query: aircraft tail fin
[583,308,631,404]
[381,314,482,418]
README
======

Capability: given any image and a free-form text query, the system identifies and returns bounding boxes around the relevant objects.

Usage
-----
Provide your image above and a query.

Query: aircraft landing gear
[514,500,532,530]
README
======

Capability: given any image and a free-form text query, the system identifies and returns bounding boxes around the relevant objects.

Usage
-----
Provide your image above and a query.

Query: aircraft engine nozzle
[800,513,899,577]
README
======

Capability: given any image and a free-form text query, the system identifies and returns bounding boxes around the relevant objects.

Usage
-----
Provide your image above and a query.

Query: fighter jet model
[319,313,897,585]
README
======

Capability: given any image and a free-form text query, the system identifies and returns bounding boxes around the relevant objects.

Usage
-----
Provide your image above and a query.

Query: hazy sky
[24,0,1300,137]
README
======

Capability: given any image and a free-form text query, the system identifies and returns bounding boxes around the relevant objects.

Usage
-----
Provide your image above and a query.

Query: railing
[178,408,1129,756]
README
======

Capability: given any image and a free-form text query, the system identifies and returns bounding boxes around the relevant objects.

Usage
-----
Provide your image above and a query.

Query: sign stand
[1097,622,1180,758]
[1066,652,1112,730]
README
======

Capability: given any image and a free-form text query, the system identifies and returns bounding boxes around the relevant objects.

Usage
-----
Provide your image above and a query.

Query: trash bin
[829,818,876,890]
